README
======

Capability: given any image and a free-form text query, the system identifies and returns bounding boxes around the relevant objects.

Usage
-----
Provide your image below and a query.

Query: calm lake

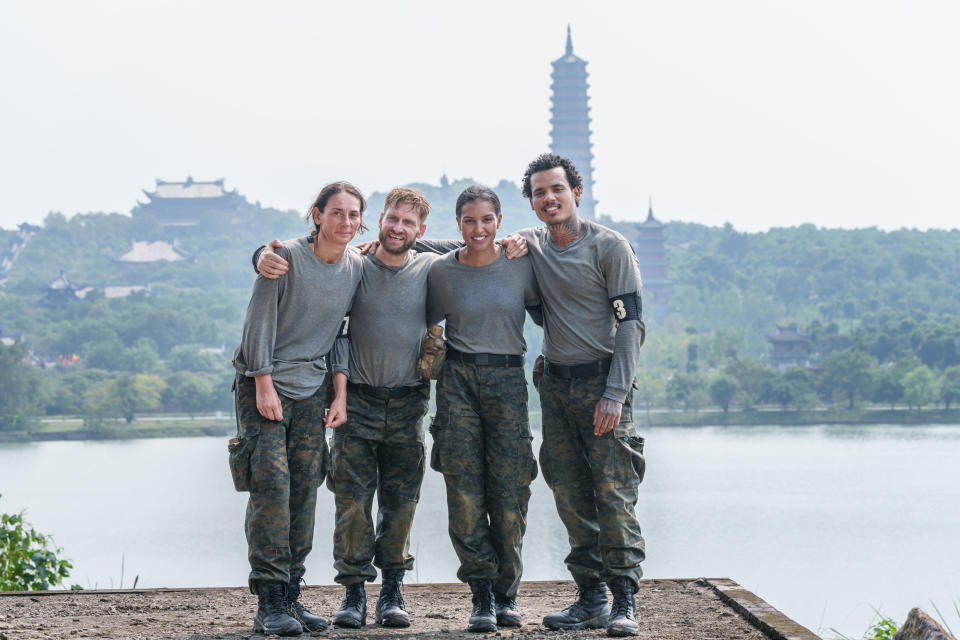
[2,423,959,638]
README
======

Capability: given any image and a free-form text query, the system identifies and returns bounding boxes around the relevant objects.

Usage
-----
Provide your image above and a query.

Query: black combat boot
[332,582,367,628]
[494,593,522,627]
[466,579,497,632]
[252,580,303,637]
[606,576,639,637]
[375,569,410,627]
[287,578,329,632]
[542,582,610,630]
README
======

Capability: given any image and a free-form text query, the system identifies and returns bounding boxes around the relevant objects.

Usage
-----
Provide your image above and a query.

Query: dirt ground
[0,579,801,640]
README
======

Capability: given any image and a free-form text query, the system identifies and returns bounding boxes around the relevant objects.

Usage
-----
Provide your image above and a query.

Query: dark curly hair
[521,153,582,199]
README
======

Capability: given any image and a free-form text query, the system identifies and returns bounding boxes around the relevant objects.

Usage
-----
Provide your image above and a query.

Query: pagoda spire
[550,26,597,218]
[648,197,654,221]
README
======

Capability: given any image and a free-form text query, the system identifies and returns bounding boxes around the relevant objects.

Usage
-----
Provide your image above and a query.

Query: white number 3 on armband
[612,299,627,320]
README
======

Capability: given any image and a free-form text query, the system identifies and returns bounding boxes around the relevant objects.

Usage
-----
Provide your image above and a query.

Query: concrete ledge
[0,578,819,640]
[700,578,820,640]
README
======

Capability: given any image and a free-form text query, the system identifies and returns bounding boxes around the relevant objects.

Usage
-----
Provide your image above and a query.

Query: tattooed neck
[547,218,581,247]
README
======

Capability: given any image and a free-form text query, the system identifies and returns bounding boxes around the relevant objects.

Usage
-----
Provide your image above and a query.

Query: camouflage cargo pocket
[537,439,554,489]
[428,412,448,473]
[520,437,538,487]
[616,435,645,485]
[317,436,330,489]
[325,439,337,492]
[228,424,259,492]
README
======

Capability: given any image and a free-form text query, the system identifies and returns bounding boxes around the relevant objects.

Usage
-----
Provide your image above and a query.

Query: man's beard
[378,229,416,255]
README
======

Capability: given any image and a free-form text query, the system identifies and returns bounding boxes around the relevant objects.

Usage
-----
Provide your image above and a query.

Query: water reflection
[1,423,958,638]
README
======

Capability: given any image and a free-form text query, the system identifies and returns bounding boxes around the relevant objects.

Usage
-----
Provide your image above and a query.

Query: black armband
[609,292,642,322]
[337,315,351,338]
[252,245,266,273]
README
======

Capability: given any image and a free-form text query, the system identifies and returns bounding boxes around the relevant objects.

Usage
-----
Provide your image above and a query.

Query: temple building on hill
[114,240,194,263]
[550,26,597,219]
[633,202,672,306]
[41,270,84,307]
[41,270,150,306]
[138,177,241,226]
[767,326,813,370]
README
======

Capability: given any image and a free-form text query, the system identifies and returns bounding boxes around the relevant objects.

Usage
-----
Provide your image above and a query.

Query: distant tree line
[3,181,960,426]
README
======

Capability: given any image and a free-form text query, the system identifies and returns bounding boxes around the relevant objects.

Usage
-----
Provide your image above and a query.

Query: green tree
[764,373,796,411]
[941,365,960,410]
[709,374,738,414]
[781,367,817,409]
[819,348,876,409]
[901,365,937,411]
[119,337,159,373]
[112,373,165,422]
[723,359,774,410]
[167,344,222,373]
[0,494,74,591]
[0,341,42,430]
[164,372,214,417]
[634,369,666,421]
[81,383,119,429]
[872,365,905,409]
[666,372,709,412]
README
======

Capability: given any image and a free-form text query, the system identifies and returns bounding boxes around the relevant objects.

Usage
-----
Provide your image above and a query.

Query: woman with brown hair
[231,181,366,636]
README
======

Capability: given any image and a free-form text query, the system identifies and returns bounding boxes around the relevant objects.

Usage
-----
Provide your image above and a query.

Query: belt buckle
[474,353,490,366]
[373,387,391,400]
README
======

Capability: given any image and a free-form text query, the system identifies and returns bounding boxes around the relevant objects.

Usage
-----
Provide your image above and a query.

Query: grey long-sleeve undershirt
[235,237,362,400]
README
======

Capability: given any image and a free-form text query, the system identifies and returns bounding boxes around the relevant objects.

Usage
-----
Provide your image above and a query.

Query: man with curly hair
[417,154,647,636]
[518,153,646,638]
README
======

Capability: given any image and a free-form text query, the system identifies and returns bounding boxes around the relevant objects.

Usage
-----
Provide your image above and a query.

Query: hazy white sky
[1,1,958,231]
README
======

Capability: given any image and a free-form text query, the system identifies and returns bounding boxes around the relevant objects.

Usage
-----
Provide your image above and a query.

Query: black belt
[446,347,524,368]
[348,382,426,400]
[545,358,612,379]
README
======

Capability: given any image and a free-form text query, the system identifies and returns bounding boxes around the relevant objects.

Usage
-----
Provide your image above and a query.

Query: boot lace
[267,582,290,614]
[382,575,405,610]
[610,581,635,621]
[342,584,365,609]
[472,586,493,613]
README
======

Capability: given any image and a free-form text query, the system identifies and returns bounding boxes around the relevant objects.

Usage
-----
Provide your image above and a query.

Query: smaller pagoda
[766,326,813,370]
[138,177,241,226]
[634,201,672,306]
[41,270,83,307]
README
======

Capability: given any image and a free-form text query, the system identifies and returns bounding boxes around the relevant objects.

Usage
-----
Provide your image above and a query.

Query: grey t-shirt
[517,220,643,400]
[348,251,438,388]
[234,237,363,400]
[427,251,540,355]
[417,219,643,401]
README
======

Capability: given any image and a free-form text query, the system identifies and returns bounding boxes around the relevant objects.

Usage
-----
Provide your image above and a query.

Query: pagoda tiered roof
[550,26,597,219]
[137,176,241,226]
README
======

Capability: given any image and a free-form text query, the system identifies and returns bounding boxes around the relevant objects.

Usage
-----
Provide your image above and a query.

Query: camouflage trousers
[538,372,646,587]
[328,384,429,585]
[235,375,329,589]
[430,361,537,598]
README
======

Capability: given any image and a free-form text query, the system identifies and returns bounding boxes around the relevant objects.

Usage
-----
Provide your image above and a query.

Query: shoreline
[3,408,960,443]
